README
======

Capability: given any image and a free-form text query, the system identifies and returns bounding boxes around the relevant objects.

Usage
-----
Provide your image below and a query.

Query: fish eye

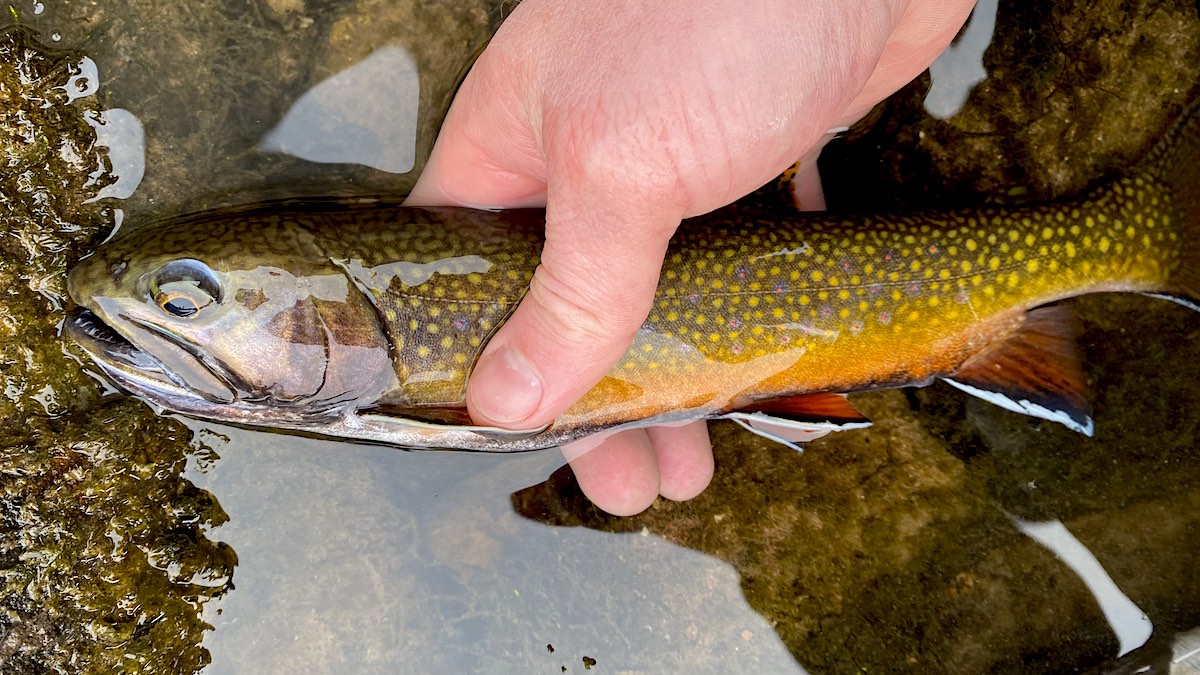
[150,259,222,319]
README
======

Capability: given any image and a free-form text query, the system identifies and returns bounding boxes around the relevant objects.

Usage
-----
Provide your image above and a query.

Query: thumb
[466,183,684,428]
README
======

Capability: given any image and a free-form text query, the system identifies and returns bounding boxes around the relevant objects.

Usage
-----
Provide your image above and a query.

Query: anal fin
[943,305,1094,435]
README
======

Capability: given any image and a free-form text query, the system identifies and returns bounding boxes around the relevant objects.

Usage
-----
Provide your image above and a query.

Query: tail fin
[1139,100,1200,311]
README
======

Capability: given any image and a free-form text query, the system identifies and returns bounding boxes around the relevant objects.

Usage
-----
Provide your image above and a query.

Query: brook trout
[65,108,1200,452]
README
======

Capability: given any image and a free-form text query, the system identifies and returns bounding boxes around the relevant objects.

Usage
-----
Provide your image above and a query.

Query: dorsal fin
[942,305,1093,435]
[718,392,872,450]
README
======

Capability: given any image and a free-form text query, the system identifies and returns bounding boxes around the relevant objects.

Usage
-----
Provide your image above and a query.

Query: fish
[64,106,1200,453]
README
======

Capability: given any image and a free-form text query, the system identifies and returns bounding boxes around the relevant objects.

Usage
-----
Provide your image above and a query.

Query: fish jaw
[65,307,239,406]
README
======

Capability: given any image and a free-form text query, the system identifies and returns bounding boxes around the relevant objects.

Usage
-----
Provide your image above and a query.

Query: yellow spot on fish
[928,296,940,307]
[811,270,824,282]
[1024,233,1037,246]
[1026,260,1039,273]
[416,345,431,358]
[1099,237,1111,252]
[1006,273,1020,287]
[1042,227,1054,240]
[440,336,453,349]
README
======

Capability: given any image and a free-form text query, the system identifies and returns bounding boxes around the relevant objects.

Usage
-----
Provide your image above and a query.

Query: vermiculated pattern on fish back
[617,173,1179,404]
[303,208,543,406]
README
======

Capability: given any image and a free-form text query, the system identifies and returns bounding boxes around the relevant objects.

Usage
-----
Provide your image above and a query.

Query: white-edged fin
[945,305,1093,435]
[720,411,872,452]
[1141,292,1200,312]
[358,413,548,439]
[942,378,1095,436]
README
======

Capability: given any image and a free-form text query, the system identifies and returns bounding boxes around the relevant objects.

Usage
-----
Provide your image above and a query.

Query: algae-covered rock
[0,27,234,674]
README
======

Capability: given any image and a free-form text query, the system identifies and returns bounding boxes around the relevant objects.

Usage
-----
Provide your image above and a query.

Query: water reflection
[924,0,998,120]
[259,46,421,174]
[189,423,800,673]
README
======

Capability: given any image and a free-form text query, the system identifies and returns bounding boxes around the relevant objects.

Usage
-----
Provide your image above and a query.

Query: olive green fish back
[302,207,544,406]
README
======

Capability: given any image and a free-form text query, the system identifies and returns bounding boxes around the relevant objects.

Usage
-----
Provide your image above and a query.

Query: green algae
[0,27,234,673]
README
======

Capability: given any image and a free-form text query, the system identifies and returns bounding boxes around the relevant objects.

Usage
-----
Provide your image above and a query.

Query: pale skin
[408,0,977,515]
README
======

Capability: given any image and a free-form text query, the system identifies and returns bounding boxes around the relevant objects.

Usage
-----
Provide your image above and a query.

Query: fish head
[65,218,394,420]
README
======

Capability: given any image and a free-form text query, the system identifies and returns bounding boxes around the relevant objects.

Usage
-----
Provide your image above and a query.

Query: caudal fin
[1139,100,1200,311]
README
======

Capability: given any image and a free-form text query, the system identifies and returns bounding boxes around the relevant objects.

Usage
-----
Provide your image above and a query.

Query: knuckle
[523,264,645,353]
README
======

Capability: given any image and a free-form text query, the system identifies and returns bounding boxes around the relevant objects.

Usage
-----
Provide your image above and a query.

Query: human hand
[408,0,975,515]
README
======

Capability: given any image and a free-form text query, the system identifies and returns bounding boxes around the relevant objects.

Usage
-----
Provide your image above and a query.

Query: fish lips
[65,306,238,406]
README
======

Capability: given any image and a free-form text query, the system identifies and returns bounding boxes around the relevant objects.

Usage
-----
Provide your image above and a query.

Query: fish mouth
[65,307,238,406]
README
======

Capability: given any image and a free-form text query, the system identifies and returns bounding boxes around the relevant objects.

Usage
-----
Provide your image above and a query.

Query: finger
[406,42,547,209]
[840,0,976,123]
[563,429,660,516]
[466,180,683,426]
[646,422,714,502]
[790,143,830,212]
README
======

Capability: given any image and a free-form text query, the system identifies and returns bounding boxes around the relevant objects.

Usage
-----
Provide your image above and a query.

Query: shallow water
[2,0,1199,673]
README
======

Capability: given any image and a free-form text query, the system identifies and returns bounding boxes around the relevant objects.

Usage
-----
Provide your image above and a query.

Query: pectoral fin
[942,305,1094,435]
[718,392,872,451]
[359,404,549,440]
